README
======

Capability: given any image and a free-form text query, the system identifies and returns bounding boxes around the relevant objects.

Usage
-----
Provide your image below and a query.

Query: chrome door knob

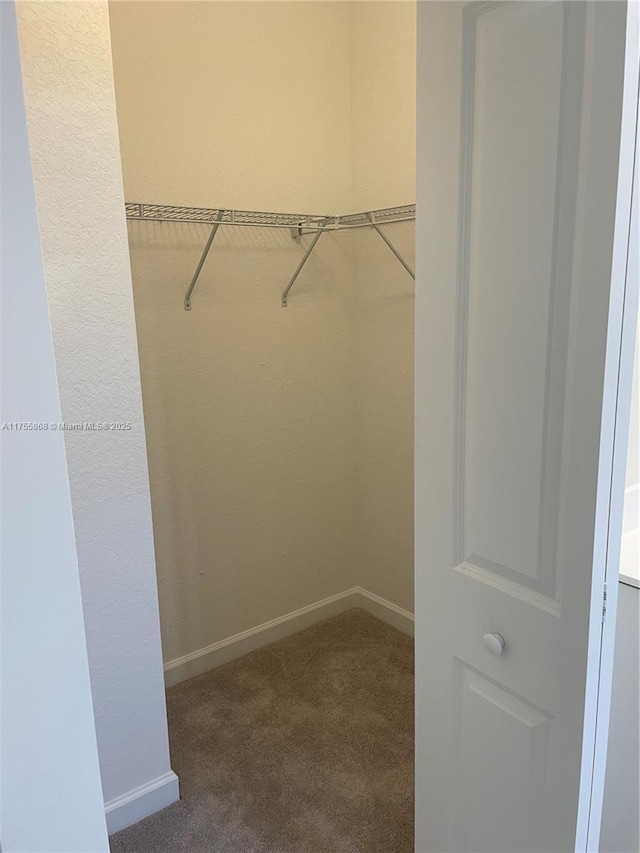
[483,633,505,656]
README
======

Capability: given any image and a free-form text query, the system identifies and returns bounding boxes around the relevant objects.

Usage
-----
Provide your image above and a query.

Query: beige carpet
[110,608,414,853]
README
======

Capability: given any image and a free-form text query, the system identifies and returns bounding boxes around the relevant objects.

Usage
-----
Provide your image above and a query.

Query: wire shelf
[124,201,415,309]
[125,202,415,231]
[126,203,330,230]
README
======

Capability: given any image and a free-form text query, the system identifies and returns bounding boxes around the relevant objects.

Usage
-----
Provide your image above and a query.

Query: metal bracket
[177,207,414,311]
[184,215,223,311]
[281,213,414,308]
[369,213,415,280]
[281,225,325,307]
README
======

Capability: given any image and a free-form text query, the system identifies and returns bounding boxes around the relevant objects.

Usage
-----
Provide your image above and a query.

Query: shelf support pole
[281,227,325,307]
[369,214,415,280]
[184,216,223,311]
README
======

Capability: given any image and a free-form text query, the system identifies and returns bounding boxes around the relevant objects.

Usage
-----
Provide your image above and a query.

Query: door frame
[580,4,640,847]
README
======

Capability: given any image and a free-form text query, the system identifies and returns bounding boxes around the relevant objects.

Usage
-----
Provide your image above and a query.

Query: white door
[415,3,639,852]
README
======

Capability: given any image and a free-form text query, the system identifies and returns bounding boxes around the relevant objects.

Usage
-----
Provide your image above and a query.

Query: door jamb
[580,4,640,849]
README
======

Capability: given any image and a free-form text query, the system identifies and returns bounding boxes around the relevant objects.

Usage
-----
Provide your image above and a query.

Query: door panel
[460,1,568,597]
[415,2,633,851]
[451,662,551,853]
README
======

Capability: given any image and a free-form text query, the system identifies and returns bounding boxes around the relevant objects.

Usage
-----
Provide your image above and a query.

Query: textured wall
[109,1,353,213]
[1,3,108,848]
[350,1,417,210]
[109,1,361,665]
[109,1,416,667]
[127,223,359,664]
[16,0,175,810]
[352,222,415,613]
[351,2,416,611]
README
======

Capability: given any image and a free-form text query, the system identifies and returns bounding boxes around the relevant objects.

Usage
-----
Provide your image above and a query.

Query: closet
[10,1,636,849]
[109,0,416,679]
[108,1,416,849]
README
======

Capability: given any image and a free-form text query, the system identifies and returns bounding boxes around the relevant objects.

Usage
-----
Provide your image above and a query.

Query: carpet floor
[110,608,414,853]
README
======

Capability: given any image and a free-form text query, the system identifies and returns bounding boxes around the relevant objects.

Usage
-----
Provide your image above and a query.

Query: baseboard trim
[110,589,413,831]
[105,770,179,835]
[163,586,414,688]
[354,586,415,637]
[164,588,361,687]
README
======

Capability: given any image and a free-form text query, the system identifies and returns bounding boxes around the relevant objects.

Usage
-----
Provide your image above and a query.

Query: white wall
[350,1,417,211]
[600,582,640,853]
[351,221,415,613]
[110,1,353,214]
[126,225,359,665]
[109,1,361,669]
[350,1,416,612]
[0,3,108,849]
[15,0,177,830]
[108,1,417,669]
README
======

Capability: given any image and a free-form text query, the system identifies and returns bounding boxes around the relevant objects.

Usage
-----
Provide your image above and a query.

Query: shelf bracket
[184,215,223,311]
[281,226,325,307]
[369,213,415,280]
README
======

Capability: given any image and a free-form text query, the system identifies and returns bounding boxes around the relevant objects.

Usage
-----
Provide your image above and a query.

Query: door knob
[483,633,505,656]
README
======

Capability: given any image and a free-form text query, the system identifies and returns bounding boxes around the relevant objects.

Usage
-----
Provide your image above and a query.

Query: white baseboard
[105,770,179,835]
[164,586,414,688]
[354,586,415,637]
[104,589,412,833]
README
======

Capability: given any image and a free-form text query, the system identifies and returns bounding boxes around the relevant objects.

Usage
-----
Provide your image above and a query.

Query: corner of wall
[16,0,175,814]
